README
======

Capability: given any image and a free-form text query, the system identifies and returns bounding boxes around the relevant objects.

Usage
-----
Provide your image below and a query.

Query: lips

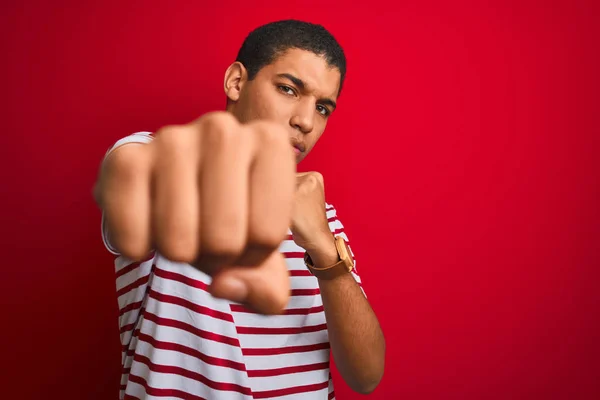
[291,139,306,154]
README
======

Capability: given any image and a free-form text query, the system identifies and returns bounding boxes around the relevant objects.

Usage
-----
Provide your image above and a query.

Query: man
[95,20,385,399]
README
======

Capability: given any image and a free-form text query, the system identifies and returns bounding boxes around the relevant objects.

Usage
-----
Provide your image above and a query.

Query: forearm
[308,238,386,394]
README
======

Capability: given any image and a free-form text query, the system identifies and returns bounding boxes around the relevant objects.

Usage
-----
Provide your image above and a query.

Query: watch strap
[304,236,354,280]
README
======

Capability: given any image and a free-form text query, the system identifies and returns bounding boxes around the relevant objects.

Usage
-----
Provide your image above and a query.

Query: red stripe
[120,300,143,317]
[120,322,136,334]
[329,390,336,399]
[236,323,327,335]
[284,252,304,258]
[148,289,234,322]
[136,331,247,371]
[116,261,142,280]
[284,305,324,315]
[291,288,320,296]
[133,353,252,395]
[116,274,150,298]
[230,304,323,315]
[143,311,241,347]
[242,342,329,356]
[154,266,209,291]
[252,380,330,399]
[127,373,206,400]
[115,252,155,279]
[289,269,312,277]
[247,361,329,377]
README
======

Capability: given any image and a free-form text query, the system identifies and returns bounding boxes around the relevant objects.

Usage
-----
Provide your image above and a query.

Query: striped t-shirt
[103,132,363,399]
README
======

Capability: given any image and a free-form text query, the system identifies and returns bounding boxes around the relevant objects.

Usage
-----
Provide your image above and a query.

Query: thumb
[208,251,291,315]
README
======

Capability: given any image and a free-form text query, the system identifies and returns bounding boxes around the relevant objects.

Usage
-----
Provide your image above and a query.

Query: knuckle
[249,228,286,251]
[199,111,238,131]
[198,112,239,148]
[154,125,194,152]
[117,239,150,262]
[202,232,246,259]
[159,241,197,264]
[158,232,198,263]
[104,143,148,175]
[307,172,323,185]
[155,124,188,140]
[299,172,323,190]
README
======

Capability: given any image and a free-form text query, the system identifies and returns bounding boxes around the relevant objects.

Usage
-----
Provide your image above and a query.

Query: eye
[316,104,330,117]
[278,85,296,96]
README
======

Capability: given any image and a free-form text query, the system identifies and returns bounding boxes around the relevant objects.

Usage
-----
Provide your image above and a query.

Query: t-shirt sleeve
[101,131,154,255]
[326,203,365,296]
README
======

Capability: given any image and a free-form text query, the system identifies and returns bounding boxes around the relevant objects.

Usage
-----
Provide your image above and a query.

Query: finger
[196,114,252,273]
[234,121,296,267]
[101,143,152,260]
[151,127,201,263]
[209,251,290,314]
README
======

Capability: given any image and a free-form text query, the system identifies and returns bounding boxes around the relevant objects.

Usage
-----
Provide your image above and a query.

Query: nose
[289,101,314,134]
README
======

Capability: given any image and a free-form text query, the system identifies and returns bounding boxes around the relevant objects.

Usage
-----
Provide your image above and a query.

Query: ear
[224,61,247,102]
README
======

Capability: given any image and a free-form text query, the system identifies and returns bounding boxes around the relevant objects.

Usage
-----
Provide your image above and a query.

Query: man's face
[226,48,342,163]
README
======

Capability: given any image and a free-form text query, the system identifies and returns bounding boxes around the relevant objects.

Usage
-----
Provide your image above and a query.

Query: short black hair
[235,20,347,94]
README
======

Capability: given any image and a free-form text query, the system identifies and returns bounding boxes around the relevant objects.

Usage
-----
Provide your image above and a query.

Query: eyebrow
[277,73,337,110]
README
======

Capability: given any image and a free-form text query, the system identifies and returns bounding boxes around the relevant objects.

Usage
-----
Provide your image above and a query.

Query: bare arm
[306,234,386,394]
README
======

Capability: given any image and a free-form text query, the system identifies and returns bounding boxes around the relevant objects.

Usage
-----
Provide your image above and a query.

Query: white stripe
[237,329,329,349]
[279,239,305,253]
[286,294,323,310]
[263,388,331,400]
[232,307,325,330]
[243,348,329,370]
[288,275,320,290]
[247,368,330,392]
[285,257,309,271]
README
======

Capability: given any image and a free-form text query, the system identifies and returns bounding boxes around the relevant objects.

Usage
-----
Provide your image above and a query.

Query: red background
[1,1,599,399]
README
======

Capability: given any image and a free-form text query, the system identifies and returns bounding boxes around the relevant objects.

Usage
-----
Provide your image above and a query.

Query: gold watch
[304,236,354,280]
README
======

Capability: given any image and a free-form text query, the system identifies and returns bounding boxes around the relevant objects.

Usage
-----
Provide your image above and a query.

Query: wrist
[305,232,339,268]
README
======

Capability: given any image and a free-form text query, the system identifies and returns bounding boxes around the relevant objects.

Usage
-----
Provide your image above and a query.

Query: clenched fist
[95,112,297,314]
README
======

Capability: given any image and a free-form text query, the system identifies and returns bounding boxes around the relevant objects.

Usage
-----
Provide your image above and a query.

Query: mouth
[291,142,306,155]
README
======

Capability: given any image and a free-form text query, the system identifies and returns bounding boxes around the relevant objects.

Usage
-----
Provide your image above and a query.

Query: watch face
[336,237,354,271]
